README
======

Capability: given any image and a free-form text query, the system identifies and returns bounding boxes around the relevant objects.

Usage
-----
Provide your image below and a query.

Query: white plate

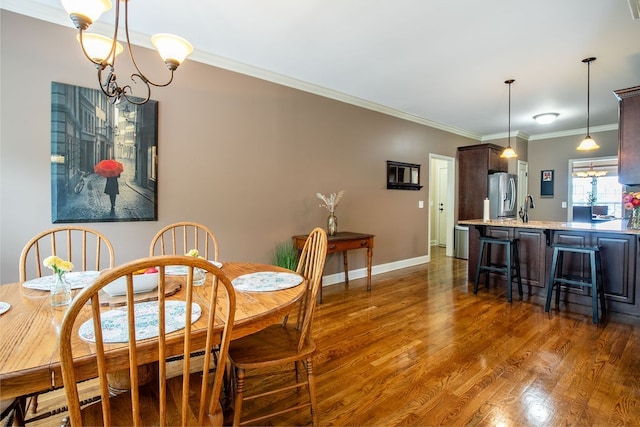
[22,271,100,291]
[0,302,10,315]
[232,271,303,292]
[165,260,222,276]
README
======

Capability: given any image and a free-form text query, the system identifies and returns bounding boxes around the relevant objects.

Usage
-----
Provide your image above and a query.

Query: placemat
[232,271,303,292]
[78,300,201,343]
[22,271,100,291]
[165,260,222,276]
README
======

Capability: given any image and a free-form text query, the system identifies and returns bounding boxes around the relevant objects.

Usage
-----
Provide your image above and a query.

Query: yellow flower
[43,255,74,277]
[186,249,200,258]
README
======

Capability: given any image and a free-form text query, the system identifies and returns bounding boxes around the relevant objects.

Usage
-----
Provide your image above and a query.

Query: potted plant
[272,240,299,271]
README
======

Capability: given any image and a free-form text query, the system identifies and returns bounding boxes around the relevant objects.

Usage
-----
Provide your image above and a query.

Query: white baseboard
[321,255,430,287]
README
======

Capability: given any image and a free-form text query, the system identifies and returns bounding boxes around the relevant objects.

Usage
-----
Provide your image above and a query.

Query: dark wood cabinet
[457,144,508,220]
[550,230,637,315]
[615,86,640,185]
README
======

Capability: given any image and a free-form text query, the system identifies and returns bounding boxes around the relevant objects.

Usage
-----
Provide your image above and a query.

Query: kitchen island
[458,219,640,318]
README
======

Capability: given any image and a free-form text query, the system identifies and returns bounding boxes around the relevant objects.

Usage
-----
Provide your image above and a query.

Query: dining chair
[59,255,236,426]
[150,221,219,261]
[14,226,115,422]
[19,226,115,282]
[227,227,327,426]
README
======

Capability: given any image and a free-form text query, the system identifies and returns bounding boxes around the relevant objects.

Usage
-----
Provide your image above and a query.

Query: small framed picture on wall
[541,170,554,197]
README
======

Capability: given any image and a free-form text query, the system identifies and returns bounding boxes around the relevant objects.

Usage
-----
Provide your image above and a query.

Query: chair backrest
[292,227,327,351]
[19,226,115,281]
[150,222,219,260]
[573,206,593,222]
[59,255,236,426]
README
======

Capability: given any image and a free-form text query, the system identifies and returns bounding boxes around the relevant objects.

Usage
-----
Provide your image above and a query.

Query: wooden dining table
[0,262,306,401]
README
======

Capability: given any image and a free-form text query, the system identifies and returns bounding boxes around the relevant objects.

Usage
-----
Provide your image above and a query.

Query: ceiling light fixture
[60,0,193,105]
[500,79,517,159]
[575,163,607,178]
[577,57,599,151]
[533,113,559,124]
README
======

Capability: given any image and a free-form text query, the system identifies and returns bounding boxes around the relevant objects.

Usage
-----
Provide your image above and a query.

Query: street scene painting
[51,82,158,223]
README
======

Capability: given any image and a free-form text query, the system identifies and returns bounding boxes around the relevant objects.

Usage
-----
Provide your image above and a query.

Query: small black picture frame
[540,170,554,197]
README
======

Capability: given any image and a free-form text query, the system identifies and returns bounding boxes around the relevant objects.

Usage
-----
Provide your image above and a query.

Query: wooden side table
[292,231,374,303]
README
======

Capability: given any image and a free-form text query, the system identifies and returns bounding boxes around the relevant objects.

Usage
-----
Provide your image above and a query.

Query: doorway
[429,154,455,257]
[517,160,529,215]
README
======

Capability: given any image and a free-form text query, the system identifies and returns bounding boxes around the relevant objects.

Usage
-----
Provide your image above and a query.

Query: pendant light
[577,57,600,151]
[500,79,517,159]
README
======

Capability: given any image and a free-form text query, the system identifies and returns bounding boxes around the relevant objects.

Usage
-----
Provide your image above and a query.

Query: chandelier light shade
[575,163,607,177]
[533,112,559,124]
[577,57,600,151]
[500,79,518,159]
[61,0,193,104]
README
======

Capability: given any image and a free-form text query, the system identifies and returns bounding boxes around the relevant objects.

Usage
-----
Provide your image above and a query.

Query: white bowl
[103,272,159,297]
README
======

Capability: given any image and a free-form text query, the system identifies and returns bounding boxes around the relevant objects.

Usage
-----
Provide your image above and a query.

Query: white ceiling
[4,0,640,141]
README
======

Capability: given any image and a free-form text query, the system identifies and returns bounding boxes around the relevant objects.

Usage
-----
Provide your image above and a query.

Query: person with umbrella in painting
[94,159,124,213]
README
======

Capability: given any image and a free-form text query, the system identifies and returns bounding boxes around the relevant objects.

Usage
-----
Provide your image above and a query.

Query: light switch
[562,201,567,208]
[418,200,424,209]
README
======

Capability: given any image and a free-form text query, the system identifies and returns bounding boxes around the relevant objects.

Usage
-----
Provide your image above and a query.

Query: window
[570,157,622,219]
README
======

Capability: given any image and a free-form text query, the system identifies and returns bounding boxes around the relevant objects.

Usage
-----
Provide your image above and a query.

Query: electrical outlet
[562,201,567,208]
[418,200,424,209]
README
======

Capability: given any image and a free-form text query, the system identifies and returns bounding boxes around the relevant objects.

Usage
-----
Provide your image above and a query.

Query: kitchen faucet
[519,194,535,223]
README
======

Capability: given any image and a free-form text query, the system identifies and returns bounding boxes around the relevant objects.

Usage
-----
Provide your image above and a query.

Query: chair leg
[589,251,599,324]
[545,247,559,312]
[596,251,606,321]
[473,241,485,294]
[506,243,512,303]
[305,358,318,427]
[513,240,523,298]
[232,367,245,427]
[484,244,492,288]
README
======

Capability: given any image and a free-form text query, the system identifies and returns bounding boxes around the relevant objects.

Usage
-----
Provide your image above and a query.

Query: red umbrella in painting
[94,159,124,178]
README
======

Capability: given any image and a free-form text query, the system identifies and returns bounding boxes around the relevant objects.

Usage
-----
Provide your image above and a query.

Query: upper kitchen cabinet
[457,144,508,220]
[615,86,640,185]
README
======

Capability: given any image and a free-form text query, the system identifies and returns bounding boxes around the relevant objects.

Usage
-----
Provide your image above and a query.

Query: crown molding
[527,123,618,141]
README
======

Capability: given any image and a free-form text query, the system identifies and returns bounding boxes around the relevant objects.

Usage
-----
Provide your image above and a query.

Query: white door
[437,165,448,246]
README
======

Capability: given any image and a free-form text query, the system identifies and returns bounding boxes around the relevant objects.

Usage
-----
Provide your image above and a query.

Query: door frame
[429,154,455,257]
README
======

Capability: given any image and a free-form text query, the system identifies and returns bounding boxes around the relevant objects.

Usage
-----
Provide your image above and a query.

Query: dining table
[0,262,306,402]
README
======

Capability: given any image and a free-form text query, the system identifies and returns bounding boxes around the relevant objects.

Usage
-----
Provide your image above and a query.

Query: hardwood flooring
[25,247,640,426]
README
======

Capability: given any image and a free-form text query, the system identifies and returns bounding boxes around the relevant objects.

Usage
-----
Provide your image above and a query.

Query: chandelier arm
[78,30,106,68]
[122,0,174,88]
[97,66,121,100]
[121,74,152,105]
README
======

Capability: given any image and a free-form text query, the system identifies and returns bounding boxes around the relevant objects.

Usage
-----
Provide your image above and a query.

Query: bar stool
[474,236,523,303]
[545,244,606,324]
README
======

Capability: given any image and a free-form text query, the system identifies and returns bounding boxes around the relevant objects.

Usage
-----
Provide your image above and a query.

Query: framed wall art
[51,82,158,223]
[540,169,554,197]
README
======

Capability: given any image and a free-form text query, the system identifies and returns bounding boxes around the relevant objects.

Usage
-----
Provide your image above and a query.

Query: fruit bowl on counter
[103,268,159,297]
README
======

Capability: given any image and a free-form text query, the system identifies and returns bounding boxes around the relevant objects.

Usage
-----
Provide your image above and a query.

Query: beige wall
[0,11,477,283]
[526,129,619,221]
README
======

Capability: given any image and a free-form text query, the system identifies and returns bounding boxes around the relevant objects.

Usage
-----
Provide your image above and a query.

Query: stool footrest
[552,278,594,288]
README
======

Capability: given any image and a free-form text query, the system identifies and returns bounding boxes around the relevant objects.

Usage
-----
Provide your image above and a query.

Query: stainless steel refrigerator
[488,173,517,218]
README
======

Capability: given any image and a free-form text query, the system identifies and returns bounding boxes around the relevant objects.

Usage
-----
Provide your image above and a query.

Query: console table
[292,231,374,303]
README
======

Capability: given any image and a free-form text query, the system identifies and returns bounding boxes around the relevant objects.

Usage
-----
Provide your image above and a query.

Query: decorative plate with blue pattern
[232,271,303,292]
[78,300,201,343]
[22,271,101,291]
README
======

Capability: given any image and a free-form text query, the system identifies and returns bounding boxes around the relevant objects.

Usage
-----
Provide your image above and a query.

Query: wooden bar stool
[473,236,523,303]
[545,244,606,324]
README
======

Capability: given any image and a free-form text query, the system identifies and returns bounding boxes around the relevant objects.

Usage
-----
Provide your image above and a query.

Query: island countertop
[458,218,640,235]
[459,218,640,319]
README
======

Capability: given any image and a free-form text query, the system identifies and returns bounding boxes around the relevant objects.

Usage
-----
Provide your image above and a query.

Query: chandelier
[575,163,607,178]
[61,0,193,105]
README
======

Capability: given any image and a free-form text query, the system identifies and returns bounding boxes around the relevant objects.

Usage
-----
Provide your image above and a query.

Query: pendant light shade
[577,57,600,151]
[501,79,518,159]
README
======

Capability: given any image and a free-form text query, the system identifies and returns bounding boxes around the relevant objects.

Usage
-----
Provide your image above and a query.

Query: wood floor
[25,247,640,426]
